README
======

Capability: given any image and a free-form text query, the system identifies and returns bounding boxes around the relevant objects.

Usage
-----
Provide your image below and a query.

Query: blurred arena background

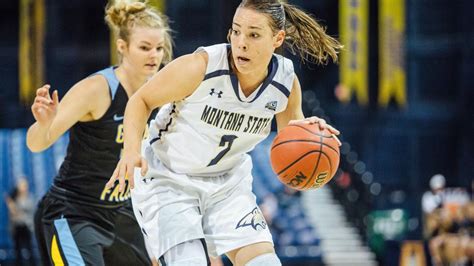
[1,0,473,265]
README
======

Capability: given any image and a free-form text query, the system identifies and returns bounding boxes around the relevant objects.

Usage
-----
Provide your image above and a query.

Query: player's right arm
[106,52,208,192]
[26,76,110,152]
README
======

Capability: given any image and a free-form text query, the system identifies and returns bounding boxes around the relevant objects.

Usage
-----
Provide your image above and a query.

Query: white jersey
[148,43,295,175]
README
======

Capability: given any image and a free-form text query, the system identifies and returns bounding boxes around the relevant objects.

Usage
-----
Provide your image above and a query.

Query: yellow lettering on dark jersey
[100,181,130,202]
[100,186,110,201]
[109,184,121,202]
[116,124,124,143]
[116,123,149,144]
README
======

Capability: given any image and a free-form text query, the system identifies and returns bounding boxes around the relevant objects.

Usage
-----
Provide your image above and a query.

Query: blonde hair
[105,0,173,64]
[238,0,342,65]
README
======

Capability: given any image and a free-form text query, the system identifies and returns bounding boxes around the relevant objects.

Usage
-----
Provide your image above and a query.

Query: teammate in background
[107,0,341,265]
[26,1,172,265]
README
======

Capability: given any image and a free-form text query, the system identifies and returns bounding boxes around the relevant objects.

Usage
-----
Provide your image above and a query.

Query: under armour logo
[210,88,223,98]
[142,177,155,183]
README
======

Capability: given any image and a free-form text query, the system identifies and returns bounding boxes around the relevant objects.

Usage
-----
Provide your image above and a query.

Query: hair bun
[105,1,146,29]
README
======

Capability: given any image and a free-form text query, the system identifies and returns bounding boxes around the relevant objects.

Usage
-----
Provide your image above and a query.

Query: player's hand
[289,116,341,146]
[105,151,148,192]
[31,84,59,127]
[289,116,340,135]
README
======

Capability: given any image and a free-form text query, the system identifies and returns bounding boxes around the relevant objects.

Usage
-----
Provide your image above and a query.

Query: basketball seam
[271,139,339,155]
[301,135,323,189]
[276,150,322,176]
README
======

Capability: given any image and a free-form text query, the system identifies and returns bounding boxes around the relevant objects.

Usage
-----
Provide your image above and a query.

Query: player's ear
[227,29,232,43]
[116,39,127,54]
[273,30,285,48]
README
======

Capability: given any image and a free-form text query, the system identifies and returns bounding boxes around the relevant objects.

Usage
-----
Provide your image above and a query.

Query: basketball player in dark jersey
[26,1,172,265]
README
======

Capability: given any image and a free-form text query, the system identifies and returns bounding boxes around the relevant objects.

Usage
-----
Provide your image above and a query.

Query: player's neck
[115,65,147,96]
[235,68,268,97]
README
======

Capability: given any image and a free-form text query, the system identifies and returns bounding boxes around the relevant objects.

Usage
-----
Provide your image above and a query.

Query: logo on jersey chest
[209,88,223,98]
[265,101,278,111]
[113,114,124,121]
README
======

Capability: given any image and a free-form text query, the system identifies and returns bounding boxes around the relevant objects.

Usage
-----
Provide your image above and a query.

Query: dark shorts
[34,194,150,266]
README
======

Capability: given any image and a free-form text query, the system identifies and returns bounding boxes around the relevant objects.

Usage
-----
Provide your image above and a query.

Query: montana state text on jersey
[201,105,271,134]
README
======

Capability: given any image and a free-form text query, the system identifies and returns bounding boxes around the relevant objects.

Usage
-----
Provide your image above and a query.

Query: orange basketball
[270,122,340,191]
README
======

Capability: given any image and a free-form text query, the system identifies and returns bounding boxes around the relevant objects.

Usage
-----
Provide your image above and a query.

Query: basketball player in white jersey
[106,0,342,265]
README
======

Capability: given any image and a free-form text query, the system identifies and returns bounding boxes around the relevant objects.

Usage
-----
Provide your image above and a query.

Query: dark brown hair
[238,0,342,64]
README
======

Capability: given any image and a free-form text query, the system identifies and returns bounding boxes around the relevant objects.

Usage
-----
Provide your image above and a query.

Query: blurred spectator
[277,187,302,209]
[422,174,446,215]
[421,175,473,266]
[422,174,449,240]
[428,202,473,266]
[4,177,35,266]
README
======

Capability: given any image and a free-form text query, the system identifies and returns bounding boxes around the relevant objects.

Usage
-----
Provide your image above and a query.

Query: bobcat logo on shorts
[235,207,267,231]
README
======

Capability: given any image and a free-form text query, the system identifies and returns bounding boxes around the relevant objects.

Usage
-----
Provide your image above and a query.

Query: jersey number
[207,135,238,166]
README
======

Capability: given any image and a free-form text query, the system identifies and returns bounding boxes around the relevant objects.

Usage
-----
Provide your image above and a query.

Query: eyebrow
[232,22,263,30]
[139,41,164,46]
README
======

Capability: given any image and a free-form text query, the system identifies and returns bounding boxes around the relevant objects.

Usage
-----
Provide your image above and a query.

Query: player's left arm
[275,75,304,131]
[275,75,340,135]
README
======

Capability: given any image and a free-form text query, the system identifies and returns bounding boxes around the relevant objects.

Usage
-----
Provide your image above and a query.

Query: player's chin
[143,65,159,74]
[234,64,253,75]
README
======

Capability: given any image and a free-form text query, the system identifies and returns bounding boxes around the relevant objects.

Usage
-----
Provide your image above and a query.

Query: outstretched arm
[26,76,110,152]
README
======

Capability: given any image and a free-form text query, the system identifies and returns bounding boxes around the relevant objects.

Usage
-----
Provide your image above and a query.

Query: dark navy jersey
[50,67,155,207]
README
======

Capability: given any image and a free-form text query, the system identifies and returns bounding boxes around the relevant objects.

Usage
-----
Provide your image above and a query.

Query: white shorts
[131,153,274,259]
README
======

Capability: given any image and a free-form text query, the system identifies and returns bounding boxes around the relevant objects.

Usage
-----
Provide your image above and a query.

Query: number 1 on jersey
[207,135,238,166]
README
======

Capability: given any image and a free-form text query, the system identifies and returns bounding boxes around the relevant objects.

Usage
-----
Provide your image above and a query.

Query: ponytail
[283,3,342,64]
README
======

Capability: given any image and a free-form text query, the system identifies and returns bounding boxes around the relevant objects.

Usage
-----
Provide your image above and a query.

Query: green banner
[367,209,408,255]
